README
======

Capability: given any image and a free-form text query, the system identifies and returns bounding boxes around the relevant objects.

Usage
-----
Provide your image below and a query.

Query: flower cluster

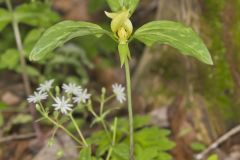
[27,80,126,114]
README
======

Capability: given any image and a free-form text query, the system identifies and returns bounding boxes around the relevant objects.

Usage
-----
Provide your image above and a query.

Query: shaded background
[1,0,240,159]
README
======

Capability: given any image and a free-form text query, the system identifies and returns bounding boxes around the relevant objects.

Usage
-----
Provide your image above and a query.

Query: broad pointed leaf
[133,21,213,65]
[0,8,12,31]
[30,20,108,61]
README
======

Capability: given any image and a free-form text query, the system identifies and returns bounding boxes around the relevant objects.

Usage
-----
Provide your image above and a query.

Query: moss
[201,0,240,122]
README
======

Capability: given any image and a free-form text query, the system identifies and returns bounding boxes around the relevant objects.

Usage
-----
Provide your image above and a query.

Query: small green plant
[29,0,213,159]
[27,80,175,159]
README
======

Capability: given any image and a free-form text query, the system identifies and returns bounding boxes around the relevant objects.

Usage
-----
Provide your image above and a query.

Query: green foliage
[201,0,237,121]
[106,0,139,14]
[79,147,93,160]
[0,8,11,31]
[0,49,19,70]
[190,142,206,152]
[23,28,45,55]
[0,102,8,110]
[207,154,218,160]
[87,116,175,160]
[30,21,108,61]
[88,0,106,14]
[14,2,59,27]
[0,2,59,31]
[133,21,213,65]
[43,44,93,84]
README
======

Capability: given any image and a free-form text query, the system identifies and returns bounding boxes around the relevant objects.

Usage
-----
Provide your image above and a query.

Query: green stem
[43,113,83,145]
[101,120,110,137]
[106,118,118,160]
[124,59,134,160]
[5,0,41,138]
[69,114,88,147]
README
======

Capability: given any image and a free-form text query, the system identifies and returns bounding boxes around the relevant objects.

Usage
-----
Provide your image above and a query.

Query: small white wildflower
[73,89,91,104]
[27,91,48,103]
[37,79,54,93]
[52,96,73,114]
[62,83,82,95]
[112,83,126,103]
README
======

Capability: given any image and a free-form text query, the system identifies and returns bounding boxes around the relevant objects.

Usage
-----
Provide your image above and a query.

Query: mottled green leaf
[30,20,108,61]
[134,21,213,65]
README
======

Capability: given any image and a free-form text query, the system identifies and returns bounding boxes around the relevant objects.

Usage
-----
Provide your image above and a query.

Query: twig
[0,133,36,143]
[5,0,42,138]
[195,125,240,160]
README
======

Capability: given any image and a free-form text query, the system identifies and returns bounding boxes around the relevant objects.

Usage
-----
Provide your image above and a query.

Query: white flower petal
[112,83,126,103]
[27,91,48,103]
[52,96,73,114]
[37,79,54,93]
[62,83,82,95]
[73,89,91,104]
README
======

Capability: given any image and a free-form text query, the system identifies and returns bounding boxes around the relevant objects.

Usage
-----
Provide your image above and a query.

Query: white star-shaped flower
[62,83,82,95]
[37,79,54,93]
[73,89,91,104]
[112,83,126,103]
[52,96,73,114]
[27,91,48,103]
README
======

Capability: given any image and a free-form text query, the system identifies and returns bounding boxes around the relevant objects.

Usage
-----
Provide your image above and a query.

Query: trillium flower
[27,91,48,103]
[73,89,91,104]
[52,96,73,114]
[105,9,133,42]
[112,83,126,103]
[62,83,82,95]
[37,79,54,93]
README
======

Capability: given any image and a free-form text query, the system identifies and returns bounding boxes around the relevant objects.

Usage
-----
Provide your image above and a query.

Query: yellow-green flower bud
[117,27,128,43]
[105,10,133,42]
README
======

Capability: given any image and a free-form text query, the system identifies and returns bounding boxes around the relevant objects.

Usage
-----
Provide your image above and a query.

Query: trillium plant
[29,0,213,159]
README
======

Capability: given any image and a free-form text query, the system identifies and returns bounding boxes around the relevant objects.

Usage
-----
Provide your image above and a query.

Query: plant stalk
[69,114,88,147]
[124,59,135,160]
[43,114,83,145]
[5,0,42,139]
